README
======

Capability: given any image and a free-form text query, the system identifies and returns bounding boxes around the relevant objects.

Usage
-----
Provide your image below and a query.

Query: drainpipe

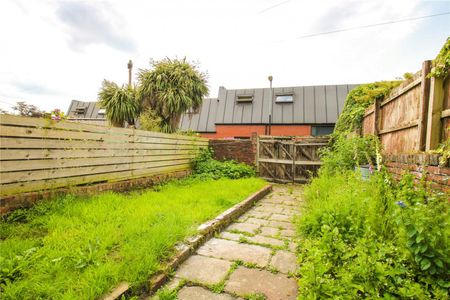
[268,75,273,135]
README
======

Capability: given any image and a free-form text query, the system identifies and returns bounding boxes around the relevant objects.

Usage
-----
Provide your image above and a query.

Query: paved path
[156,185,302,300]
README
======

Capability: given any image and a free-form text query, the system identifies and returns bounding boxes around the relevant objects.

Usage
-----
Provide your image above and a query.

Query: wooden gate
[257,136,329,183]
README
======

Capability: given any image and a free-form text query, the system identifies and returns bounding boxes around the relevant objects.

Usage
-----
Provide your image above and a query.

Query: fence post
[373,99,381,137]
[255,134,260,173]
[418,60,432,151]
[425,76,445,151]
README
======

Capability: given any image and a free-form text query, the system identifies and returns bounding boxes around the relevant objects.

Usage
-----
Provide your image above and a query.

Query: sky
[0,0,449,113]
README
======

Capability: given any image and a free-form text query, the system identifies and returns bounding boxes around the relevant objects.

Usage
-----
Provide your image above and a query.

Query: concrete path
[156,185,302,300]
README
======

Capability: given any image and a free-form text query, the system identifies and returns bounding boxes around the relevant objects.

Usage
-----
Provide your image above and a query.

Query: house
[66,83,358,137]
[179,84,358,139]
[66,100,109,126]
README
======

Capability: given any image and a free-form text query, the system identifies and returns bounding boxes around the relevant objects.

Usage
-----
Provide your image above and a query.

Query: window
[75,107,86,114]
[312,126,334,136]
[236,95,253,103]
[275,94,294,103]
[98,108,106,115]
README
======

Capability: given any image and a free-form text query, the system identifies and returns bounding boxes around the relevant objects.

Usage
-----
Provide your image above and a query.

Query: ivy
[429,37,450,79]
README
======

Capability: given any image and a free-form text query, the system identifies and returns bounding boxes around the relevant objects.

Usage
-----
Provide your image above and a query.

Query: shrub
[192,148,255,179]
[296,171,450,299]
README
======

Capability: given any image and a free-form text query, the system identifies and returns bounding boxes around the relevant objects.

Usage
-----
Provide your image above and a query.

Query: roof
[179,84,359,132]
[67,100,105,119]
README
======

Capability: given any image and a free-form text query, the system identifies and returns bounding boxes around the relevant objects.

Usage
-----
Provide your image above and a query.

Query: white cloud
[0,0,448,113]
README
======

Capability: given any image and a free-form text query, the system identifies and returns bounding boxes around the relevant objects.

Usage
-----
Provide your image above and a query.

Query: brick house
[67,84,358,138]
[179,84,358,139]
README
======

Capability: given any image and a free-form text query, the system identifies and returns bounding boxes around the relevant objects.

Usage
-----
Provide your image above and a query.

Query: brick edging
[100,184,273,300]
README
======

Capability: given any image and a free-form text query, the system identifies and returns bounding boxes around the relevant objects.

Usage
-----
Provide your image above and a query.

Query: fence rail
[362,61,449,154]
[0,115,208,197]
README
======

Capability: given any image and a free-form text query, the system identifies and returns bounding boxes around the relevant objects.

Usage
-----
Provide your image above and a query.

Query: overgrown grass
[296,171,449,299]
[0,177,266,299]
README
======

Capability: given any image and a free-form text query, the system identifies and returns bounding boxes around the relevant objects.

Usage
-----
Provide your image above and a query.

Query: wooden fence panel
[0,115,207,197]
[362,61,449,154]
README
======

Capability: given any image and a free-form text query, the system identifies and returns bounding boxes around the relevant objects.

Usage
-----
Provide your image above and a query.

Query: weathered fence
[257,136,328,183]
[362,61,449,153]
[0,115,208,198]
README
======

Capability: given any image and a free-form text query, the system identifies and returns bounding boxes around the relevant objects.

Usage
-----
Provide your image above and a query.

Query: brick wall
[200,124,312,139]
[385,154,449,193]
[209,137,257,166]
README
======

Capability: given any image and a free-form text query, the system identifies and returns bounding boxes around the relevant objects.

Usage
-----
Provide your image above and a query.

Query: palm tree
[98,80,140,127]
[137,58,208,133]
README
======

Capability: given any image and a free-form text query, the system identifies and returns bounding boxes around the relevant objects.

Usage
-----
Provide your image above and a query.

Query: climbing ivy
[429,37,450,79]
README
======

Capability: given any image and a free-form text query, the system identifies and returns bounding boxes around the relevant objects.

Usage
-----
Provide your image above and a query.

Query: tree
[98,80,140,127]
[12,101,45,117]
[137,58,208,133]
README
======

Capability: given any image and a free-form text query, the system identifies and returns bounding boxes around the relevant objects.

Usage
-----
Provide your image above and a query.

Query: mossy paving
[153,185,302,300]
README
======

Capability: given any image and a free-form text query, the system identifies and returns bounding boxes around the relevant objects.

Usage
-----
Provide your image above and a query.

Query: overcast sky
[0,0,449,113]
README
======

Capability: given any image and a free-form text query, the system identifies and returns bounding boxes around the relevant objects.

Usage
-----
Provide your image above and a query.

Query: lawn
[0,177,266,299]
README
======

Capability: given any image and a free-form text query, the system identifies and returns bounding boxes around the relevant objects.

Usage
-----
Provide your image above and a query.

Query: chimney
[127,60,133,86]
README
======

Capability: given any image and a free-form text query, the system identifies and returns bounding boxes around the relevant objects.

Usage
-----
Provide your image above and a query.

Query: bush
[296,171,450,299]
[192,148,255,179]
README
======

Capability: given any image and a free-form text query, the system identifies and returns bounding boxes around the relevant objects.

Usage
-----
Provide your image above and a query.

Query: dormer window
[275,94,294,103]
[75,107,86,114]
[98,109,106,115]
[236,95,253,103]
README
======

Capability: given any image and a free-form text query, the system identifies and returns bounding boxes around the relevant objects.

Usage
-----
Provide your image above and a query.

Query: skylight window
[236,95,253,103]
[275,94,294,103]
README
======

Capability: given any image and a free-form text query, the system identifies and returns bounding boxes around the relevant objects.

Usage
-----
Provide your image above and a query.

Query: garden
[294,39,450,299]
[0,154,263,299]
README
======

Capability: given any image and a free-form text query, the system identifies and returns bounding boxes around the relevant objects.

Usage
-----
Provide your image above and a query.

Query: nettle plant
[394,175,449,282]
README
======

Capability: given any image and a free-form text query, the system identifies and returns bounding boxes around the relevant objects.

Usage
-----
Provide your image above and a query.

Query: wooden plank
[441,109,450,119]
[0,159,192,184]
[258,158,322,165]
[0,137,204,150]
[0,125,208,146]
[378,120,419,135]
[0,115,208,142]
[256,135,260,173]
[380,77,422,107]
[0,154,195,172]
[0,164,190,196]
[0,148,199,160]
[418,60,432,151]
[426,77,445,151]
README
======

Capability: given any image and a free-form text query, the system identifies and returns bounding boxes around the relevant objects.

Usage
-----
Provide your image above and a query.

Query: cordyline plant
[137,58,208,133]
[98,80,140,127]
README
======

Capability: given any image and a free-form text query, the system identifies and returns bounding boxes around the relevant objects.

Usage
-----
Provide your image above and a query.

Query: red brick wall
[385,154,449,193]
[209,137,257,166]
[199,124,311,139]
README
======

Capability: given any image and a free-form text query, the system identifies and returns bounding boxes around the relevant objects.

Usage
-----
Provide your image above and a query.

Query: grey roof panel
[314,86,327,123]
[326,85,338,123]
[207,98,219,132]
[223,90,235,123]
[293,87,304,123]
[251,88,264,123]
[337,85,349,115]
[197,98,211,132]
[304,86,315,123]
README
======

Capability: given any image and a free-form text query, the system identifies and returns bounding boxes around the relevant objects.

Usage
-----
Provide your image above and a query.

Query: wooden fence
[257,136,328,183]
[362,61,449,154]
[0,115,208,198]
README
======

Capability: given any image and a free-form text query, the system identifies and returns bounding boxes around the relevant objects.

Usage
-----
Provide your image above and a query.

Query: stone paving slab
[178,286,235,300]
[280,229,296,237]
[270,250,297,274]
[174,255,232,285]
[220,231,243,241]
[268,220,295,230]
[224,267,297,300]
[245,210,272,219]
[226,222,260,234]
[254,205,285,213]
[259,226,280,237]
[269,213,292,222]
[247,235,285,247]
[245,217,270,226]
[197,238,272,267]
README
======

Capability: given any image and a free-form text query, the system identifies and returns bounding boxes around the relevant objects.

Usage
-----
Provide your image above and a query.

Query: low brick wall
[385,154,449,192]
[209,138,257,166]
[0,170,190,215]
